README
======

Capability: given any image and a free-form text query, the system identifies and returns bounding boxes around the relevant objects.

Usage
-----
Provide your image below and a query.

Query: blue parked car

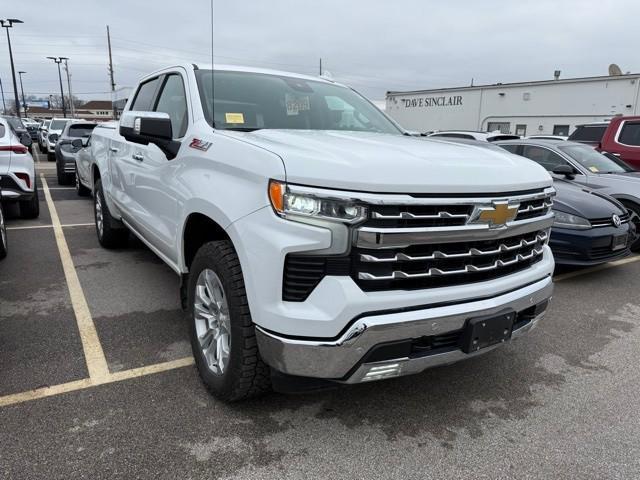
[550,179,633,265]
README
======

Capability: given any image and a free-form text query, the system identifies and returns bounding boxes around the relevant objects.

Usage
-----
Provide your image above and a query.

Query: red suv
[569,116,640,169]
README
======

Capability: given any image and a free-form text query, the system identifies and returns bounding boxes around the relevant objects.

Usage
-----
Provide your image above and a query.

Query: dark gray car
[54,121,97,185]
[496,139,640,249]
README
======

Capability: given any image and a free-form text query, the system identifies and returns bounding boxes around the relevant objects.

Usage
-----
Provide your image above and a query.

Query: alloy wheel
[194,269,231,375]
[95,193,104,239]
[0,207,6,251]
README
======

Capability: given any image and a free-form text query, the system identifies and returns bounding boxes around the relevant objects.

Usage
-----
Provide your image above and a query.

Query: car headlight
[553,210,591,230]
[268,180,367,224]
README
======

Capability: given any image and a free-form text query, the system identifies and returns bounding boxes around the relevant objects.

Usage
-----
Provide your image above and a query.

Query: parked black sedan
[551,179,633,265]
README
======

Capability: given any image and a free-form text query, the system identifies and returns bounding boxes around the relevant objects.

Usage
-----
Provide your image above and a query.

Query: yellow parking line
[554,254,640,282]
[41,175,110,382]
[0,357,195,408]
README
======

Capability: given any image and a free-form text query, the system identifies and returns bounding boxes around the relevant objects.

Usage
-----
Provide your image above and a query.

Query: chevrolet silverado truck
[89,64,555,401]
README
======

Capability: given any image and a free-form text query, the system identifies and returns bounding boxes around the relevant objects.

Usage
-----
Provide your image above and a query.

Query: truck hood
[228,130,552,194]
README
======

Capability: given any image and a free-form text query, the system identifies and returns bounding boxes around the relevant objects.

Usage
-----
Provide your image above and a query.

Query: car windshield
[5,117,25,130]
[195,70,401,134]
[68,124,97,137]
[559,144,631,173]
[50,120,68,130]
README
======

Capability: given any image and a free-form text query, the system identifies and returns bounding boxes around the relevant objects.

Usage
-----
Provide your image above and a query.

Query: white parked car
[88,63,555,401]
[45,118,71,161]
[38,119,51,153]
[0,117,39,218]
[428,130,521,142]
[526,135,568,141]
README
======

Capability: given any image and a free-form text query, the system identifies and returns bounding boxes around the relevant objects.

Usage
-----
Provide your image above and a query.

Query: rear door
[612,120,640,167]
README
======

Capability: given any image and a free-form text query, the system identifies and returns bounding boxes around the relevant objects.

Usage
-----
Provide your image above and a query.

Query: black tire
[57,164,73,186]
[76,173,90,197]
[94,179,128,248]
[19,182,40,219]
[47,152,55,162]
[623,201,640,251]
[0,203,7,260]
[188,240,271,402]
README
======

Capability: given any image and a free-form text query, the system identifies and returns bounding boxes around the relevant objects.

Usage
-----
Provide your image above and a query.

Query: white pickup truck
[88,64,555,401]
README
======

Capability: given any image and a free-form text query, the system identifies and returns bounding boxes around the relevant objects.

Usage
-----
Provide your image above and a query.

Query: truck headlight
[269,180,367,224]
[553,211,591,230]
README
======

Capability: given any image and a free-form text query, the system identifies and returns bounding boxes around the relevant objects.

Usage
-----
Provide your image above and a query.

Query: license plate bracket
[460,311,515,354]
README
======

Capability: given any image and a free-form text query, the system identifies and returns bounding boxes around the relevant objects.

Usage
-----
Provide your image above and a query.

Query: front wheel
[188,240,271,402]
[94,179,128,248]
[623,202,640,251]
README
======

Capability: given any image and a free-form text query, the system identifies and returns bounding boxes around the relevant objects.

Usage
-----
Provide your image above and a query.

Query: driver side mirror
[71,138,86,149]
[119,111,180,160]
[552,164,575,179]
[20,133,32,148]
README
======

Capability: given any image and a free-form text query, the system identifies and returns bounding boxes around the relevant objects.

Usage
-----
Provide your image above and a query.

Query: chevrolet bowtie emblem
[475,202,519,227]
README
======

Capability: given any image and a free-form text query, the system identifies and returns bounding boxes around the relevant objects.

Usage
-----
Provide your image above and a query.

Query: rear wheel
[19,182,40,219]
[0,203,7,259]
[188,240,271,402]
[94,179,128,248]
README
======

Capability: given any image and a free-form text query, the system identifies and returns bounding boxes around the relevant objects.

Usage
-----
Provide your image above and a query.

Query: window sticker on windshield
[589,166,599,172]
[285,93,310,116]
[225,113,245,124]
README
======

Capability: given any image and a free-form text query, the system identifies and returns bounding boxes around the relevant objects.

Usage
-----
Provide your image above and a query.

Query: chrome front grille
[591,212,630,228]
[354,230,548,291]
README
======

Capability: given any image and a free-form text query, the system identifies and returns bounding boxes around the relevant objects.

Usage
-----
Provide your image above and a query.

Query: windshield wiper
[223,127,262,132]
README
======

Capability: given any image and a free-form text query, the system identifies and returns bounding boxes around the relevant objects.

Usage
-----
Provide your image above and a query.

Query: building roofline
[386,73,640,97]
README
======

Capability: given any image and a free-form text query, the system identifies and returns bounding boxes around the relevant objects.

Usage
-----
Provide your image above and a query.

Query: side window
[553,125,570,136]
[618,122,640,146]
[130,77,161,111]
[154,74,188,138]
[522,145,567,171]
[499,144,519,154]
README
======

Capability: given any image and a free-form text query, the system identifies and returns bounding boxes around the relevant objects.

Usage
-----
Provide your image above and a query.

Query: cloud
[0,0,637,102]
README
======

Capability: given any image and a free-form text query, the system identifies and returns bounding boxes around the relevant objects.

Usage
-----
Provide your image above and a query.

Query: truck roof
[141,62,340,87]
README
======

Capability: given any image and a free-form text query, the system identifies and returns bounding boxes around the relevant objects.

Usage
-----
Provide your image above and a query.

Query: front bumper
[550,224,632,266]
[256,275,553,382]
[57,150,77,173]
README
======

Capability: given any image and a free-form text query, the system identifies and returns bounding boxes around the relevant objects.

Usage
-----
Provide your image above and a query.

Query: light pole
[0,18,23,118]
[63,59,74,118]
[0,77,6,115]
[47,56,68,118]
[18,70,26,115]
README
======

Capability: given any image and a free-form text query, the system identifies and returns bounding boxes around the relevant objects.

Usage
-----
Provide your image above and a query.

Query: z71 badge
[189,138,212,151]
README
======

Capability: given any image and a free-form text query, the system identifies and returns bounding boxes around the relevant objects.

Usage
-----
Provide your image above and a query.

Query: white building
[386,73,640,137]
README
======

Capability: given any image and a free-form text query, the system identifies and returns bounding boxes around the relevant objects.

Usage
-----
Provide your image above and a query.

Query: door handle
[109,147,119,153]
[132,153,144,161]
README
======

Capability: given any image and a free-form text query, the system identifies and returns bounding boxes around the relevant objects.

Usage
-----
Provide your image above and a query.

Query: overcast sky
[0,0,638,104]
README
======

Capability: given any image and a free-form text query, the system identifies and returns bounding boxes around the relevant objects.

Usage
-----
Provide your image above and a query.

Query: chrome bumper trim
[356,213,554,249]
[256,276,553,380]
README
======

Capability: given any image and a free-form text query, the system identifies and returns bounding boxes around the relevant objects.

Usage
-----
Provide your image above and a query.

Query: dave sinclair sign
[401,95,463,108]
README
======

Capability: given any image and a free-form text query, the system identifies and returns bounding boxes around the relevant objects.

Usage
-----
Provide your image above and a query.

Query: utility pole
[319,58,322,76]
[0,18,24,118]
[107,25,117,118]
[47,57,68,118]
[0,77,6,115]
[18,71,26,114]
[63,59,74,118]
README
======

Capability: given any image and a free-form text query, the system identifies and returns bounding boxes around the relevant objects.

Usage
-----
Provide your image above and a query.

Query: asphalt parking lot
[1,151,639,479]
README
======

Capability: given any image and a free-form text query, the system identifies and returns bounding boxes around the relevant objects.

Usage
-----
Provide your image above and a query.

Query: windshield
[195,70,401,134]
[68,124,97,137]
[5,117,25,130]
[50,120,68,130]
[559,144,631,173]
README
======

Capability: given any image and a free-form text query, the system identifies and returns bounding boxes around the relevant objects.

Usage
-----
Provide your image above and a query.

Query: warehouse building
[386,70,640,137]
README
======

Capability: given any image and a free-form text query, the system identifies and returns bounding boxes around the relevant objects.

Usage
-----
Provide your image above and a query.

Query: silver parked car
[496,139,640,249]
[0,117,39,218]
[54,121,97,185]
